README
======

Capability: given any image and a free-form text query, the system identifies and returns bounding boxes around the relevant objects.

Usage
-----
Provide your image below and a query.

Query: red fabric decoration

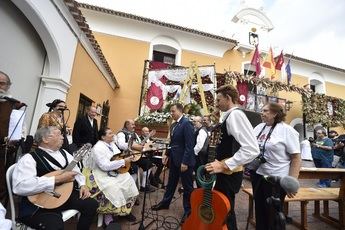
[149,61,169,70]
[237,81,249,105]
[159,75,168,84]
[146,83,163,110]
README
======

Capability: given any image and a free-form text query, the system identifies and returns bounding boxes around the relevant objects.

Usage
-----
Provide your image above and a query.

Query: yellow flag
[263,47,276,79]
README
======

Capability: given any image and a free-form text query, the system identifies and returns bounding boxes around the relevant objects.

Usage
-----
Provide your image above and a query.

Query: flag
[237,81,249,106]
[286,59,292,85]
[275,50,284,70]
[251,45,261,76]
[146,83,163,110]
[262,47,276,79]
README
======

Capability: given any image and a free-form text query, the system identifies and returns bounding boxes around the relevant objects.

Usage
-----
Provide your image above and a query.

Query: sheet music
[8,109,25,141]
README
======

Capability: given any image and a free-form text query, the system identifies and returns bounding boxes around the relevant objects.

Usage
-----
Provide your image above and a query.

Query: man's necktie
[171,122,178,136]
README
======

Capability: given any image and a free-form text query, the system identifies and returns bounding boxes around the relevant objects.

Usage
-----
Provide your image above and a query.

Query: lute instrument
[110,130,156,174]
[28,143,92,209]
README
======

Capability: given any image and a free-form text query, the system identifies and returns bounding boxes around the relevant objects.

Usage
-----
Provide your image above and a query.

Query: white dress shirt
[88,116,93,126]
[194,128,208,155]
[12,147,85,196]
[223,107,260,170]
[116,131,141,150]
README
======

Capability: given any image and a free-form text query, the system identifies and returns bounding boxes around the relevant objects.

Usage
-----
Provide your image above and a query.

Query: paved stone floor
[64,173,341,230]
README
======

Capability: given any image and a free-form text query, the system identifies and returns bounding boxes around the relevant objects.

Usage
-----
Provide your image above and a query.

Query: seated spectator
[311,128,334,187]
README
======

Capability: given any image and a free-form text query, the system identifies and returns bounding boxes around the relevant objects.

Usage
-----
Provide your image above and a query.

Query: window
[100,100,110,130]
[153,50,176,65]
[76,94,93,118]
[309,73,325,94]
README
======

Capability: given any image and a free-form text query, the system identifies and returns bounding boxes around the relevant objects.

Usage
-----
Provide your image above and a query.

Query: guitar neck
[64,160,78,172]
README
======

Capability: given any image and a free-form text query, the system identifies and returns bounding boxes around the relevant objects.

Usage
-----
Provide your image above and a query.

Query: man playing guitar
[12,126,98,230]
[116,119,155,192]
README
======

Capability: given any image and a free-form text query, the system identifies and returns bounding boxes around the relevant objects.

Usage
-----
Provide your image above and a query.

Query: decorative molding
[41,76,72,94]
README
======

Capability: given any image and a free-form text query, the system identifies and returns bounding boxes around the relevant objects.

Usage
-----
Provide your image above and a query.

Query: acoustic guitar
[28,143,92,209]
[110,130,156,174]
[182,124,231,230]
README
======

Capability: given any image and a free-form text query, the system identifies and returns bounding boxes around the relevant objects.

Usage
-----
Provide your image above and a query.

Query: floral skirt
[83,168,137,216]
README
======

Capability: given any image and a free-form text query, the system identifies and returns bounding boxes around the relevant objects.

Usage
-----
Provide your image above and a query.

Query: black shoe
[140,186,155,193]
[125,213,136,222]
[135,199,140,206]
[151,202,169,211]
[150,179,159,188]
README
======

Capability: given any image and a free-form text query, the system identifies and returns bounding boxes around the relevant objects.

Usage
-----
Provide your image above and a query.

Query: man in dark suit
[152,103,195,224]
[72,106,99,147]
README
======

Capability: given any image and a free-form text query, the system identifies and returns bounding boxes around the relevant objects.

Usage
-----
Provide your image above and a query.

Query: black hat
[46,99,64,111]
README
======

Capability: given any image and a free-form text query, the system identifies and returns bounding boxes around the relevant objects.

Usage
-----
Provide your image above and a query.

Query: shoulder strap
[33,148,68,169]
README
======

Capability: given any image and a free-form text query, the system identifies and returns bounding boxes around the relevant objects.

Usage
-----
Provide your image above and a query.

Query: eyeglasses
[0,81,10,86]
[316,132,323,134]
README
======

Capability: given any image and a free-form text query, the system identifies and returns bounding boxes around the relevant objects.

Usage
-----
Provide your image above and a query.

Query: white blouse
[92,141,125,171]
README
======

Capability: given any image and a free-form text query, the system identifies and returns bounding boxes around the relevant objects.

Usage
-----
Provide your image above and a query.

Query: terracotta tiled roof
[63,0,120,88]
[78,3,238,44]
[285,54,345,74]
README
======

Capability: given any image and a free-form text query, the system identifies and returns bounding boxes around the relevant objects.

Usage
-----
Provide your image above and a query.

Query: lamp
[286,100,293,111]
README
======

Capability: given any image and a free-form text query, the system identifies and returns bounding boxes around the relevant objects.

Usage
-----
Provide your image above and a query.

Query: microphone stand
[60,110,70,152]
[267,183,286,230]
[133,150,156,230]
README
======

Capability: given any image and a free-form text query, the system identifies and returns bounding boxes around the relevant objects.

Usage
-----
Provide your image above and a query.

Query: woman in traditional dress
[85,127,139,226]
[37,99,70,151]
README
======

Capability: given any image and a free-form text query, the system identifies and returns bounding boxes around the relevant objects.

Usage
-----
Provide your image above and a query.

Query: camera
[246,153,266,171]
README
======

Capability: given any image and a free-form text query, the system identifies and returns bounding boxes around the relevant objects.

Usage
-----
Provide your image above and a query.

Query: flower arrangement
[137,100,203,126]
[135,111,171,126]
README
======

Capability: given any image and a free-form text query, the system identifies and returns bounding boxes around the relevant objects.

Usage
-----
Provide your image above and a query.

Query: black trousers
[21,190,98,230]
[0,145,17,206]
[151,157,164,181]
[161,163,194,215]
[250,172,286,230]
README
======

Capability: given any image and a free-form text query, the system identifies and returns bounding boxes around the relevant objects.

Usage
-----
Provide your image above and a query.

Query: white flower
[136,112,170,125]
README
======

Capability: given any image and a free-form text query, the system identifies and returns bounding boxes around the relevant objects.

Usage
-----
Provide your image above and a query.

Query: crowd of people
[1,70,345,230]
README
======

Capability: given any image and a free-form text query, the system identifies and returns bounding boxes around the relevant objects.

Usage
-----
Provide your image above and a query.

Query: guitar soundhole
[198,205,214,224]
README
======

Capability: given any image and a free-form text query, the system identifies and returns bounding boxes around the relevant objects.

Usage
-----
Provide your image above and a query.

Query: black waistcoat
[214,110,243,196]
[194,126,209,157]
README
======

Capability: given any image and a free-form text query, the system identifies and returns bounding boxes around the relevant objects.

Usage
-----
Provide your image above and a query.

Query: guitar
[28,143,92,209]
[110,130,156,174]
[182,124,230,230]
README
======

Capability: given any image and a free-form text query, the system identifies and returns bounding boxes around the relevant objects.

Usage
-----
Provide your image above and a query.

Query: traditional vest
[194,126,209,157]
[19,148,68,218]
[214,109,243,194]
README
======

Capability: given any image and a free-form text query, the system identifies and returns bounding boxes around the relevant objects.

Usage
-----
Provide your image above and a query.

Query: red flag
[251,45,261,76]
[146,83,163,110]
[237,81,249,106]
[275,51,284,70]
